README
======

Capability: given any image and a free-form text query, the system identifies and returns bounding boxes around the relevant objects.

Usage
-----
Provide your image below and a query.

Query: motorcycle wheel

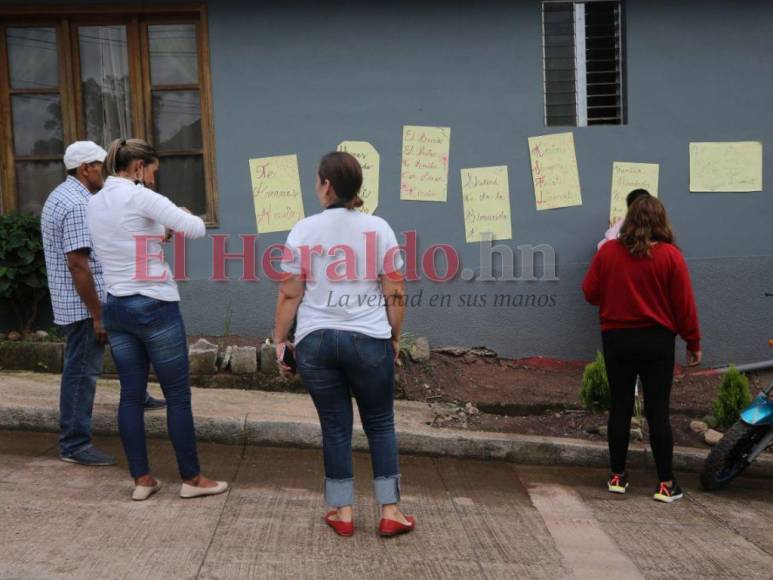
[700,422,771,490]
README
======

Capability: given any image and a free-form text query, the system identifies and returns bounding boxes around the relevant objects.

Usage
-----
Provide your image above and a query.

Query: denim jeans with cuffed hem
[296,329,401,507]
[103,294,200,480]
[59,318,104,456]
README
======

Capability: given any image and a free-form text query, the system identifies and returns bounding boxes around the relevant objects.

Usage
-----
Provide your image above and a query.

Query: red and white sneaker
[653,481,684,503]
[607,473,628,494]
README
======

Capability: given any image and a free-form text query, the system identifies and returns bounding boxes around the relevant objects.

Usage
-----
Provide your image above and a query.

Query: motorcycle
[701,298,773,490]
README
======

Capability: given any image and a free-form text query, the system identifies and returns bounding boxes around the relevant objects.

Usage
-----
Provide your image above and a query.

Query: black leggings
[602,326,676,482]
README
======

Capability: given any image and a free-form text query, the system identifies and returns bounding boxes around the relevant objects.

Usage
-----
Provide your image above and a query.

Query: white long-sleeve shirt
[597,219,623,250]
[87,176,206,302]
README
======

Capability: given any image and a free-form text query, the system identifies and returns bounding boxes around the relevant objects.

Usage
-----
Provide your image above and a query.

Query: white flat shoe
[132,481,162,501]
[180,481,229,499]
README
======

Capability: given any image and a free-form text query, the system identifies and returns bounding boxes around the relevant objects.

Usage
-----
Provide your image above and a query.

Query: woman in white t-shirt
[88,138,228,502]
[274,152,415,538]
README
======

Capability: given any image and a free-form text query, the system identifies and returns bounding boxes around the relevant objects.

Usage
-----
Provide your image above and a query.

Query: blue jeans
[296,329,400,507]
[103,294,200,480]
[59,318,104,456]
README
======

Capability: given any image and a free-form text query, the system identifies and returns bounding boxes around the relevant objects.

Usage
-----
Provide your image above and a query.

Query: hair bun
[352,196,364,208]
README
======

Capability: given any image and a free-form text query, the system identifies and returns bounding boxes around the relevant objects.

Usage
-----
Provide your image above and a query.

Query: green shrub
[0,212,48,335]
[714,365,752,428]
[580,351,610,410]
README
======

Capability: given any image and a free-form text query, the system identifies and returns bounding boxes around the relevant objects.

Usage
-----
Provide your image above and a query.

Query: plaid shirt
[41,176,105,325]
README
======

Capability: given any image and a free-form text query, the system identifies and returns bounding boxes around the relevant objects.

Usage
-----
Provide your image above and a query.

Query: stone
[260,342,279,375]
[630,427,644,442]
[7,331,21,342]
[630,417,642,429]
[230,346,257,375]
[432,346,468,357]
[408,336,431,362]
[704,429,724,446]
[469,346,498,358]
[35,330,49,339]
[188,338,218,375]
[598,425,608,437]
[464,402,480,416]
[221,346,233,371]
[690,420,709,434]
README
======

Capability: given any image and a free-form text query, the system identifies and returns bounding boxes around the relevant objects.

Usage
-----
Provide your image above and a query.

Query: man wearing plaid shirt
[41,141,116,466]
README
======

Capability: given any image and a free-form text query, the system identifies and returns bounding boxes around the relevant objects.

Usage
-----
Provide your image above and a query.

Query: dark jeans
[602,325,676,482]
[296,329,400,507]
[59,318,104,456]
[103,294,200,480]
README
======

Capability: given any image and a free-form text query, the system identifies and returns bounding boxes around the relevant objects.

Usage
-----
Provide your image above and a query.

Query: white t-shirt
[281,208,404,345]
[87,176,206,302]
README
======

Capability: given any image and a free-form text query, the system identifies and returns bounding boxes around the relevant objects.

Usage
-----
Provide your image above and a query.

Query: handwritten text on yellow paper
[249,154,305,234]
[461,165,512,243]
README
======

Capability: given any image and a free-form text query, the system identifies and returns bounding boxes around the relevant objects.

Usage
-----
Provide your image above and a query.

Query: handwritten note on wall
[249,154,305,234]
[610,162,659,223]
[689,141,763,192]
[528,132,582,210]
[400,125,450,202]
[337,141,379,214]
[461,165,512,243]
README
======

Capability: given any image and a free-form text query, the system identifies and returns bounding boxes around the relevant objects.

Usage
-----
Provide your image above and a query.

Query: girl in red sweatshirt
[582,196,701,503]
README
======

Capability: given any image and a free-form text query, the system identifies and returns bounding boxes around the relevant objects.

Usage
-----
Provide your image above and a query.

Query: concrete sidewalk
[3,431,773,579]
[1,371,772,477]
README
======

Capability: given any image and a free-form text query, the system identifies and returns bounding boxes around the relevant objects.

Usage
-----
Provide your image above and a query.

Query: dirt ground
[397,349,773,450]
[191,335,771,451]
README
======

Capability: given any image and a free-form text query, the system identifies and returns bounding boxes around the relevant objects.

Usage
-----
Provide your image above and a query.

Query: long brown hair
[619,196,675,257]
[318,151,364,209]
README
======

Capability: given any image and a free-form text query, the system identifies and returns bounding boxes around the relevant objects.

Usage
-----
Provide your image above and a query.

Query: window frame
[0,4,219,226]
[540,0,627,128]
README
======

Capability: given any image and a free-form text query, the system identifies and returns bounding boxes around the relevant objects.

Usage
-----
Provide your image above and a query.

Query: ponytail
[104,138,158,176]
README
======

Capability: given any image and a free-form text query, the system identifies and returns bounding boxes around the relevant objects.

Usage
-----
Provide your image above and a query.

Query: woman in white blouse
[88,138,228,501]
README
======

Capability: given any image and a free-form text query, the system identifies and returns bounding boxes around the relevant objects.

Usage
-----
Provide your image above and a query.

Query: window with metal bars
[542,0,625,127]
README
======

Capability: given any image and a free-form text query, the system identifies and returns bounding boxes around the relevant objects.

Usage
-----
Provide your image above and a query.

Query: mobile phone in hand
[281,344,296,373]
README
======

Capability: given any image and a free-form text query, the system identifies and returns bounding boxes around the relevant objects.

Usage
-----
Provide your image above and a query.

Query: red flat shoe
[379,515,416,537]
[325,510,354,537]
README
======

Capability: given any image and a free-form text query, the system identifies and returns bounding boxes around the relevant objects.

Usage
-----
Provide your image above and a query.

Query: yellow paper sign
[461,166,512,243]
[249,154,305,234]
[689,141,763,192]
[400,125,450,202]
[610,162,659,224]
[337,141,379,214]
[528,132,582,210]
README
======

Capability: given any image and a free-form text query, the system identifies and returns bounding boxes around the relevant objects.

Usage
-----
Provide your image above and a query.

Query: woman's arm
[381,273,406,360]
[669,251,702,365]
[274,275,305,373]
[133,186,206,239]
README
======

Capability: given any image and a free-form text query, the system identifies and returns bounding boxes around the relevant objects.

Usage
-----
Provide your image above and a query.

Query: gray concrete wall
[4,0,773,366]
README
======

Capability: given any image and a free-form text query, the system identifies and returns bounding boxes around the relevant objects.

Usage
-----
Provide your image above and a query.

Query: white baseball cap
[63,141,108,170]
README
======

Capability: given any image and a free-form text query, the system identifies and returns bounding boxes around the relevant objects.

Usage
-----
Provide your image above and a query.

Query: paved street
[0,429,771,579]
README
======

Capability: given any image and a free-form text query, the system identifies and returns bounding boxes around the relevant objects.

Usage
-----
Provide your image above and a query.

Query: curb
[2,405,771,478]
